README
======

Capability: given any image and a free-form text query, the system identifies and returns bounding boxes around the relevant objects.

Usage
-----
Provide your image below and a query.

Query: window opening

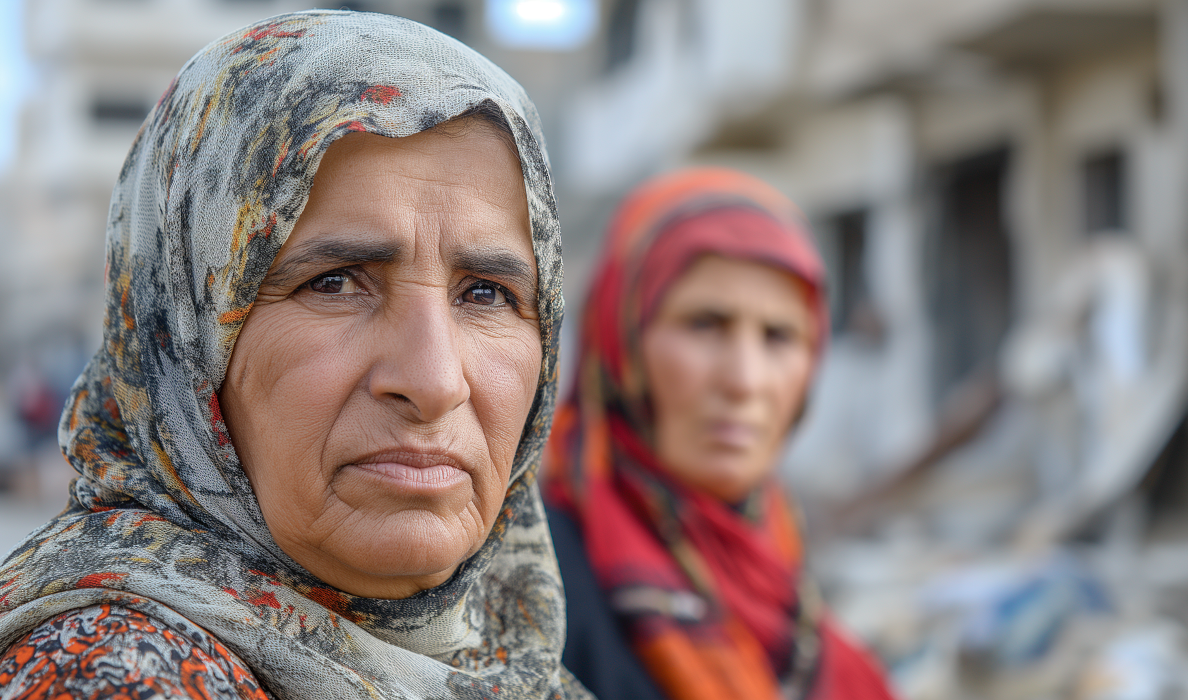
[1083,149,1127,235]
[926,147,1014,404]
[91,98,149,126]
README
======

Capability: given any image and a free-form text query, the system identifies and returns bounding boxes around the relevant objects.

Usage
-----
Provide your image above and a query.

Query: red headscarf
[545,168,897,700]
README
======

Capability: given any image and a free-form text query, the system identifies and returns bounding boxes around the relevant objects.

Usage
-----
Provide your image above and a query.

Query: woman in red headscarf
[544,168,898,700]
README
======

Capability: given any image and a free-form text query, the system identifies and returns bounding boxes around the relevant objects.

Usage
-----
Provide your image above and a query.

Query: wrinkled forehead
[274,126,536,293]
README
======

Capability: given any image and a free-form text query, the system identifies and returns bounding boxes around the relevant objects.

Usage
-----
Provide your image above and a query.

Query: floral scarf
[0,11,587,700]
[544,168,897,700]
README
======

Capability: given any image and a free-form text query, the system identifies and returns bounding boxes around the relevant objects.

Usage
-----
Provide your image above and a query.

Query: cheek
[641,328,709,425]
[768,349,815,426]
[221,308,361,493]
[464,327,542,484]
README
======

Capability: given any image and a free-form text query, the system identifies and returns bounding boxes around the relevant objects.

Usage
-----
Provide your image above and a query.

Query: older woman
[544,169,898,700]
[0,11,588,700]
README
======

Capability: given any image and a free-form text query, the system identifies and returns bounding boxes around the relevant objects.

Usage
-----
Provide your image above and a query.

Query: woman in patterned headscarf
[544,168,898,700]
[0,11,588,700]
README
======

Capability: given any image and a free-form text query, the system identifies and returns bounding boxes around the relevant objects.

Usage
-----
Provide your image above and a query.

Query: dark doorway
[820,207,882,342]
[1082,148,1128,236]
[832,208,869,333]
[926,148,1014,404]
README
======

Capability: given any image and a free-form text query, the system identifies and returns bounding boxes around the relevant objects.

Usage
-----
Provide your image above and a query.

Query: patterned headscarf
[0,11,588,700]
[545,169,896,700]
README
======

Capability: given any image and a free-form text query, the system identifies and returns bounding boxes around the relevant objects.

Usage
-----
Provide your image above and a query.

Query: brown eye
[461,283,507,307]
[766,325,794,344]
[307,272,359,295]
[685,313,725,332]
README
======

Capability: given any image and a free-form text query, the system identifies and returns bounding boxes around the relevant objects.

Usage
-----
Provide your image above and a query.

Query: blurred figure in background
[544,168,897,700]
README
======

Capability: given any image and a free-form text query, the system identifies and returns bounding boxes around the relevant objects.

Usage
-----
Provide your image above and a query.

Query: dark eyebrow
[452,247,538,302]
[263,240,401,288]
[688,308,732,321]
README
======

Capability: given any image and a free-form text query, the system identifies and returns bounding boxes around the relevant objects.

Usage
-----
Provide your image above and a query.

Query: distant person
[0,11,589,700]
[544,168,898,700]
[11,362,59,446]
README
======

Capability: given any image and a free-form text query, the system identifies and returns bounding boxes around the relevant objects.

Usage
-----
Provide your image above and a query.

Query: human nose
[719,328,766,399]
[367,295,470,422]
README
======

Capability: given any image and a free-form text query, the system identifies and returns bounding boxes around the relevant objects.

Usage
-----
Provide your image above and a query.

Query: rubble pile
[817,532,1188,700]
[810,398,1188,700]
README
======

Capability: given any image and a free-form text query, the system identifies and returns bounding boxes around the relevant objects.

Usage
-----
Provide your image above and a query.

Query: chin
[689,457,770,502]
[326,508,486,582]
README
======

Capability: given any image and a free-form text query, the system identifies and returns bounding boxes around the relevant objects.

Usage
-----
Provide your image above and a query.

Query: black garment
[548,506,668,700]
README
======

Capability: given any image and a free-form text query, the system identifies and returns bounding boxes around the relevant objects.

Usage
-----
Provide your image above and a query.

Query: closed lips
[705,421,761,447]
[346,451,470,488]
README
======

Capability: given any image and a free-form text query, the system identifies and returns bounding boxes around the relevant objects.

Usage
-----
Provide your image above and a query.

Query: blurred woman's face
[219,123,541,599]
[641,255,816,502]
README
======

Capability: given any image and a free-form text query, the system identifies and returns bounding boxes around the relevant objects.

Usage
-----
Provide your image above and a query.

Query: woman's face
[641,255,816,503]
[219,122,541,599]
